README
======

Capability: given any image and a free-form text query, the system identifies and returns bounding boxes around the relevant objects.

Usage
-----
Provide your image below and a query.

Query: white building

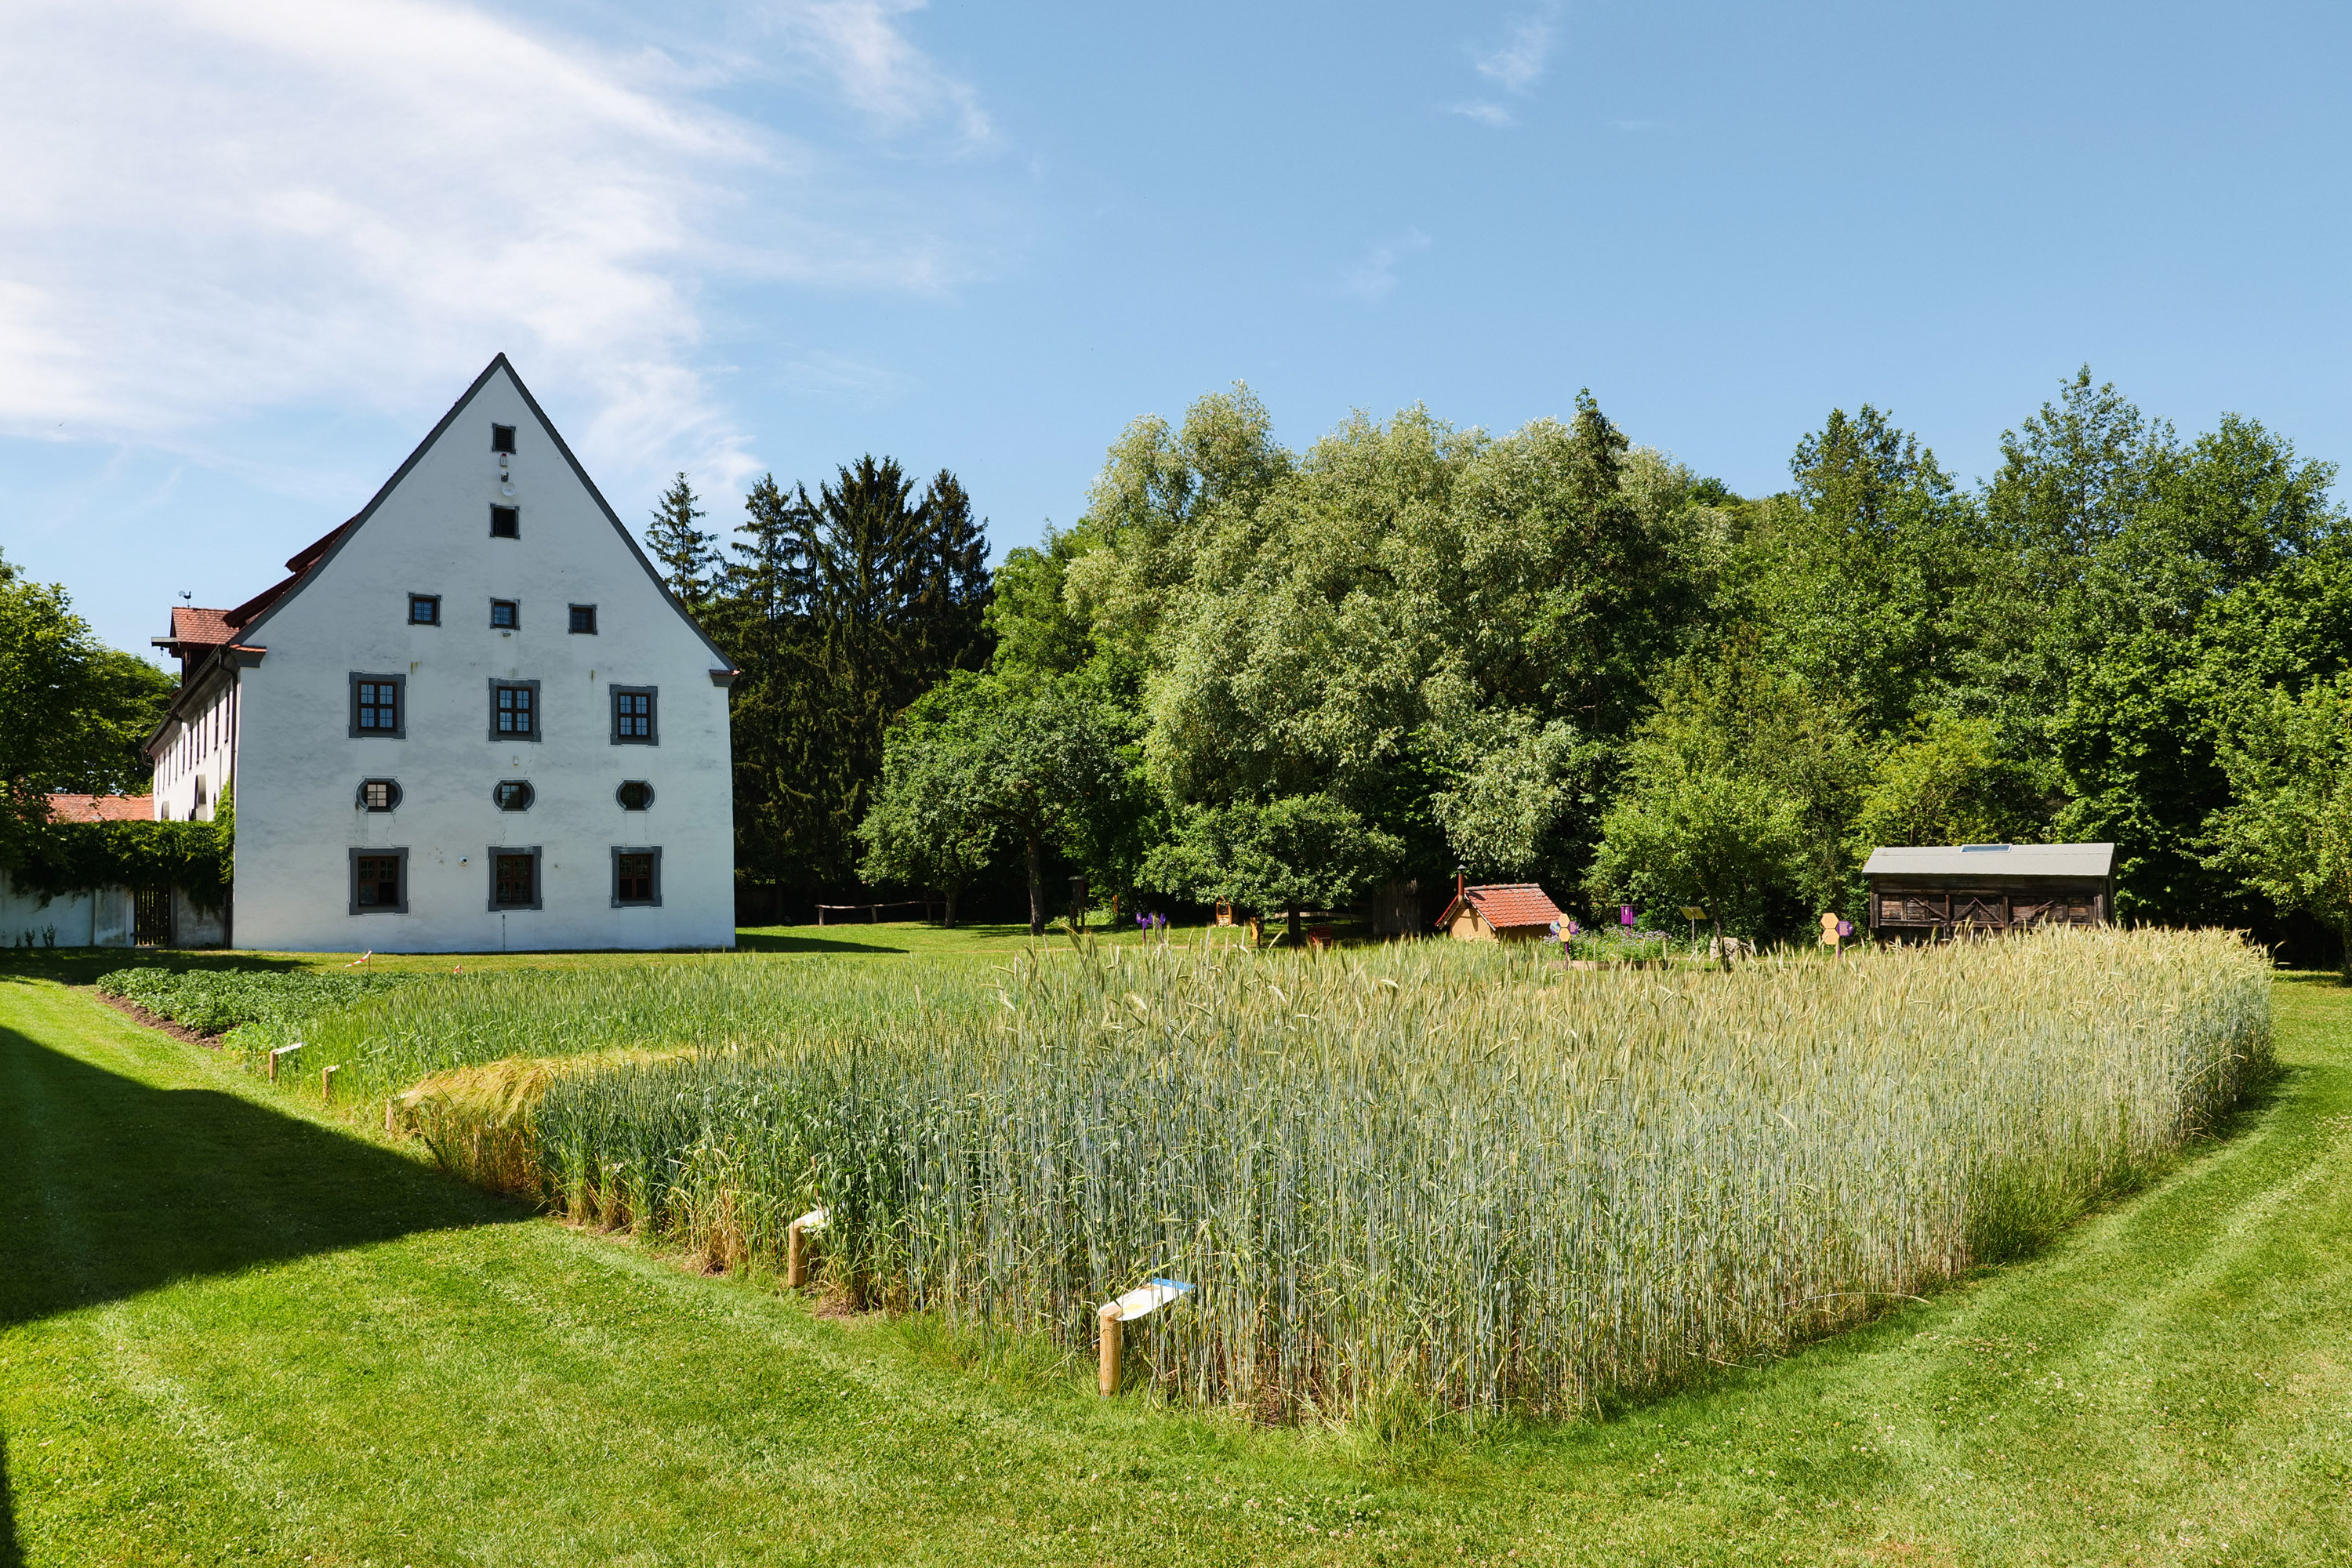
[147,356,738,952]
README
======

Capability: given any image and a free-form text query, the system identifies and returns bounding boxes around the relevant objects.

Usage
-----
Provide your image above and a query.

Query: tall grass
[495,928,2268,1421]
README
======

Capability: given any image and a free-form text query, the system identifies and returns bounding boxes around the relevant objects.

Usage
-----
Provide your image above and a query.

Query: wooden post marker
[384,1097,397,1134]
[786,1207,828,1289]
[321,1064,339,1102]
[267,1043,303,1083]
[1097,1304,1123,1396]
[1094,1278,1195,1397]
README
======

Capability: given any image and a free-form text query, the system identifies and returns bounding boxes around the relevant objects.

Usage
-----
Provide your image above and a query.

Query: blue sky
[8,0,2351,656]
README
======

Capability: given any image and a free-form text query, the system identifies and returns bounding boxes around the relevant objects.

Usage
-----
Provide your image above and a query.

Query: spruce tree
[646,473,724,608]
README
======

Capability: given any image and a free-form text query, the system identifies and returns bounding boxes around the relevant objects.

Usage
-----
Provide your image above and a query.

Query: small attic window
[1959,844,2010,853]
[491,424,517,455]
[490,505,519,539]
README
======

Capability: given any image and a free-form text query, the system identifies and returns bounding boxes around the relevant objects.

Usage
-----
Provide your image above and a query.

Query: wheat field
[408,928,2272,1421]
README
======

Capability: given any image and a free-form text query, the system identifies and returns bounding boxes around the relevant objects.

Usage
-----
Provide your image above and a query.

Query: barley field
[426,928,2265,1422]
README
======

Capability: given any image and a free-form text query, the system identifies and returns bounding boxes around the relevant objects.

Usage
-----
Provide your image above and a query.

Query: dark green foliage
[5,820,231,911]
[0,550,174,822]
[1141,793,1403,938]
[644,473,724,609]
[93,965,412,1036]
[707,458,995,904]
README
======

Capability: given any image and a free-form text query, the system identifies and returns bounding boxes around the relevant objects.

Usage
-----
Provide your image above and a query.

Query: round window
[615,780,654,811]
[356,779,402,811]
[493,779,535,811]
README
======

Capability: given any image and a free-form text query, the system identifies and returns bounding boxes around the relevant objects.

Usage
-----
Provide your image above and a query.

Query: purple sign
[1619,906,1635,927]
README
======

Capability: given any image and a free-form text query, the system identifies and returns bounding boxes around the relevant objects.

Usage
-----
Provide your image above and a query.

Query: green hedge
[5,820,231,910]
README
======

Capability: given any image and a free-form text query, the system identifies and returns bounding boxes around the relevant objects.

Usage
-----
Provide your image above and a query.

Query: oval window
[615,780,654,811]
[493,780,535,811]
[356,779,402,811]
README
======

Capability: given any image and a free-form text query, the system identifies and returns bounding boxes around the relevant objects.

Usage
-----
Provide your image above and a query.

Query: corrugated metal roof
[1862,843,2114,878]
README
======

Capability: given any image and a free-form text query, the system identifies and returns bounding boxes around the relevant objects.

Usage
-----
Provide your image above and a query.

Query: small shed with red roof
[1435,882,1565,942]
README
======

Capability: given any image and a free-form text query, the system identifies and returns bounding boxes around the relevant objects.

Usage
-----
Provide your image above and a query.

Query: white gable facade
[152,358,737,952]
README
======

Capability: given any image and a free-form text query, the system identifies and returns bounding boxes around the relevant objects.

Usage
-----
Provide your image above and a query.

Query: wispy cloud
[749,0,992,147]
[1450,5,1559,128]
[0,0,996,494]
[1342,230,1432,303]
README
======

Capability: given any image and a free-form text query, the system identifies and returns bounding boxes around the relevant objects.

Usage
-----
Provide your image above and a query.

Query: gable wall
[229,365,734,952]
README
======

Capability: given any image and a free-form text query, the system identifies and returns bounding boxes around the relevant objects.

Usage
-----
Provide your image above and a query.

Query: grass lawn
[2,967,2350,1566]
[0,920,1236,985]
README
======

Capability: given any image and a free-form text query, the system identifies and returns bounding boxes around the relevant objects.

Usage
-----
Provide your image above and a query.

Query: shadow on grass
[0,948,315,989]
[0,1432,16,1568]
[0,1005,527,1564]
[0,1023,524,1334]
[733,928,918,955]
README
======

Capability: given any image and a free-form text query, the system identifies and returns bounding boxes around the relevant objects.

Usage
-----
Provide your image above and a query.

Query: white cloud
[1474,13,1555,93]
[1454,6,1558,129]
[1342,230,1432,303]
[1449,102,1516,128]
[0,0,995,493]
[753,0,992,145]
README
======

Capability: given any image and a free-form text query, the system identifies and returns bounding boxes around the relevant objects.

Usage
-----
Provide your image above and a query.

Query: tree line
[680,370,2352,960]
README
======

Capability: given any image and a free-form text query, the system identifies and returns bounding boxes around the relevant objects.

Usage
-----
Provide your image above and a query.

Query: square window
[489,680,539,741]
[350,848,408,914]
[611,686,657,745]
[612,847,661,907]
[490,505,520,539]
[350,673,405,739]
[492,423,517,455]
[568,604,597,635]
[357,779,401,811]
[490,599,519,630]
[488,847,539,911]
[408,593,441,626]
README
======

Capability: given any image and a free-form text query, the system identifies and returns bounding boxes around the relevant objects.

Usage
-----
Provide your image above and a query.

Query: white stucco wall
[0,875,134,947]
[223,361,735,953]
[154,679,234,822]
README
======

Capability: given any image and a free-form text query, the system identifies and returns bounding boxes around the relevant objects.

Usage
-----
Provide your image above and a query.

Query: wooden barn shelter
[1863,842,2114,940]
[1436,883,1564,942]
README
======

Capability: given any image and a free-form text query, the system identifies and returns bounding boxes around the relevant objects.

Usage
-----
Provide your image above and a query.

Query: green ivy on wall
[4,819,231,912]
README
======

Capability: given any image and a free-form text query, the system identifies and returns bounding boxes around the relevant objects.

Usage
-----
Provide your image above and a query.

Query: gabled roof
[169,606,236,647]
[1436,883,1565,931]
[1862,843,2115,879]
[47,793,154,823]
[232,354,735,673]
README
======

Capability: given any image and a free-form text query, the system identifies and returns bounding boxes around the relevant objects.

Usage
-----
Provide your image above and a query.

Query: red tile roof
[47,793,154,823]
[169,606,237,648]
[1439,883,1565,931]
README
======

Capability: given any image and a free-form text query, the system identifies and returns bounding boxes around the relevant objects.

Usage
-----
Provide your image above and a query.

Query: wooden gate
[133,887,174,947]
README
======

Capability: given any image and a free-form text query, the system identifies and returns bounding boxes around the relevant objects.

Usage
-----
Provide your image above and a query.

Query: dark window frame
[610,685,658,746]
[488,678,542,743]
[349,672,407,739]
[349,847,409,916]
[487,845,542,912]
[615,780,655,811]
[356,778,402,812]
[492,779,535,812]
[408,593,441,626]
[568,604,597,635]
[491,423,517,455]
[489,504,520,539]
[612,846,662,908]
[489,598,520,630]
